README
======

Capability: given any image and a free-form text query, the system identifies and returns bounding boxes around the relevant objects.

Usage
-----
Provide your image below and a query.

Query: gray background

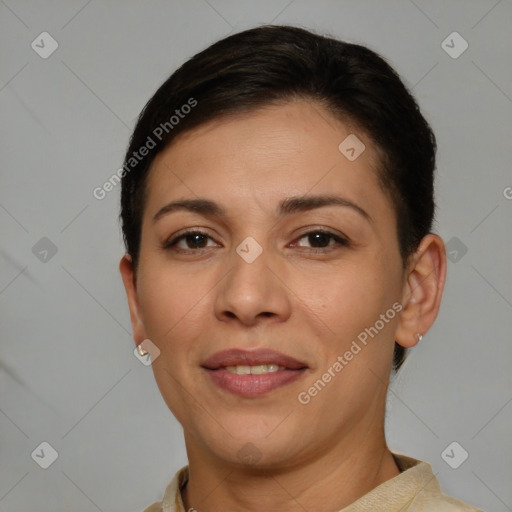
[1,1,511,511]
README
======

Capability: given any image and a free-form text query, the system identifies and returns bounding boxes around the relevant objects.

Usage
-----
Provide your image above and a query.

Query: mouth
[223,363,287,374]
[201,348,308,397]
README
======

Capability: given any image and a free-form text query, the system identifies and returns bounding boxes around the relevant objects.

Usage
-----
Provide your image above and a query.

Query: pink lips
[202,348,307,370]
[201,348,308,397]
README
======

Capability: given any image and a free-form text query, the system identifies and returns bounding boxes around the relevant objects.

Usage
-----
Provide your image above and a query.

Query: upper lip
[201,348,308,370]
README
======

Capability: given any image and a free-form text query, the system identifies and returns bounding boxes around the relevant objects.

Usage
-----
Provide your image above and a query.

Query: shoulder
[142,503,163,512]
[141,465,189,512]
[393,453,484,512]
[410,492,484,511]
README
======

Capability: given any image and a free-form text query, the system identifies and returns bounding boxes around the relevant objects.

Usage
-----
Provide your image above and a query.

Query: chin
[213,439,298,470]
[194,421,300,467]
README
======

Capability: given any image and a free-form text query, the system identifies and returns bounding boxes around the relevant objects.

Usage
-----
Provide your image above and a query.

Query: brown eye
[164,230,217,251]
[295,230,349,250]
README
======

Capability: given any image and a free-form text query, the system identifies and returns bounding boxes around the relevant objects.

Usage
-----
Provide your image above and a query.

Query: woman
[119,25,482,512]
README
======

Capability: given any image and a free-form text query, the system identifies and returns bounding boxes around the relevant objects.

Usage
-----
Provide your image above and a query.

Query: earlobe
[395,234,447,349]
[119,254,148,345]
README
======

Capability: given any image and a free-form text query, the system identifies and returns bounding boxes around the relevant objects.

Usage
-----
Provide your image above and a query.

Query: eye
[163,230,219,251]
[163,228,349,254]
[293,230,349,251]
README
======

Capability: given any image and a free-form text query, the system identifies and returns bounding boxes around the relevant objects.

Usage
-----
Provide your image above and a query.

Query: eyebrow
[152,195,372,224]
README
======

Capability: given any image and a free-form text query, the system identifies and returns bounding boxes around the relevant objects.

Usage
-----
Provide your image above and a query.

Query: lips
[201,348,308,370]
[201,348,308,397]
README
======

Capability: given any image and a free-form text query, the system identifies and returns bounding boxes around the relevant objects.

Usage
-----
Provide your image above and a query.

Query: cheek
[303,261,386,314]
[136,268,209,422]
[136,267,208,357]
[296,257,398,351]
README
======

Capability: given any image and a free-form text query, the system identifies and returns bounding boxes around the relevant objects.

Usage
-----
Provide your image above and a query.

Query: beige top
[143,453,483,511]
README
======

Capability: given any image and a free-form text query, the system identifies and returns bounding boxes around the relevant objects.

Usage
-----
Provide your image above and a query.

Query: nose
[214,243,292,327]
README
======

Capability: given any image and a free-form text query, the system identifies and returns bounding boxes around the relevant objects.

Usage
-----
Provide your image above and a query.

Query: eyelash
[163,229,349,254]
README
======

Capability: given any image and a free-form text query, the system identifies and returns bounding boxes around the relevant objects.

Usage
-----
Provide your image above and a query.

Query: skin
[120,99,447,512]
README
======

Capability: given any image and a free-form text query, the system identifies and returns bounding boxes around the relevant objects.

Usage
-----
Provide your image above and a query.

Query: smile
[224,364,286,374]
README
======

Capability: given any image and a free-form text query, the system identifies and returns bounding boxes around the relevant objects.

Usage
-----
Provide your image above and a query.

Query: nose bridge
[214,236,291,324]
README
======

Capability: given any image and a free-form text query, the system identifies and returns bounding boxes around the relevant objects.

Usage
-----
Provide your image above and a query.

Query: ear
[395,234,447,348]
[119,254,148,346]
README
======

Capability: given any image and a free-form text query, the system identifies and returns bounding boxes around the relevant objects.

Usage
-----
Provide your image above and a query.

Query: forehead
[143,100,390,221]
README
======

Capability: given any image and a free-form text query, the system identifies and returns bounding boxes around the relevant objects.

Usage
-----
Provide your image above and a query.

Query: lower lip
[203,368,306,397]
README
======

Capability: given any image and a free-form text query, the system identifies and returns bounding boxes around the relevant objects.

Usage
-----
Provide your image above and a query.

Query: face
[121,99,410,468]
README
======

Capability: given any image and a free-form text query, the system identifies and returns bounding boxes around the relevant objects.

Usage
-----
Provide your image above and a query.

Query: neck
[181,428,400,512]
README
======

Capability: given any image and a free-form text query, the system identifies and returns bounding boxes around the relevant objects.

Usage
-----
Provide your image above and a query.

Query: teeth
[225,364,285,375]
